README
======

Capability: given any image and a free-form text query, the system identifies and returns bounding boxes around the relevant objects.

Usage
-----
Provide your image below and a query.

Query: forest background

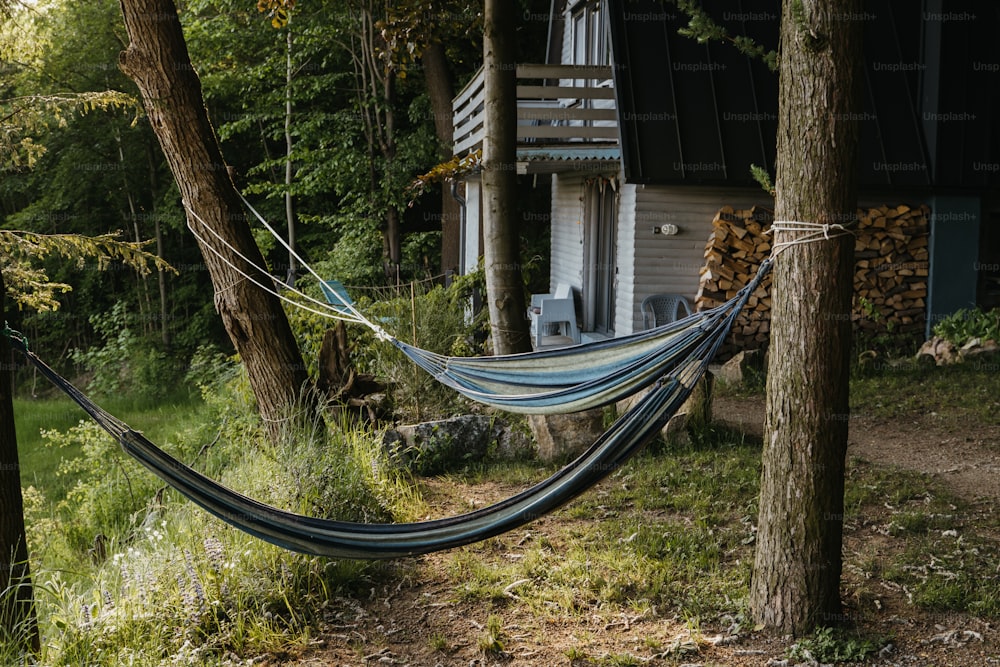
[1,0,551,391]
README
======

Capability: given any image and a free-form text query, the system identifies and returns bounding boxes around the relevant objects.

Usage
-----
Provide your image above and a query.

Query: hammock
[185,201,773,414]
[4,258,759,558]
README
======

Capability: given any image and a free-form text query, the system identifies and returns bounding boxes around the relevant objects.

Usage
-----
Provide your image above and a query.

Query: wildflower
[204,536,225,572]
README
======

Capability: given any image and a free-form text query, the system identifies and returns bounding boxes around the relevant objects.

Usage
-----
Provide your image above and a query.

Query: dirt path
[714,395,1000,502]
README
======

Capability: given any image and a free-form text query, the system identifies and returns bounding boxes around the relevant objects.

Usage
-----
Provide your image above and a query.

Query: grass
[851,360,1000,424]
[14,392,208,501]
[8,357,1000,664]
[5,374,421,667]
[442,429,762,624]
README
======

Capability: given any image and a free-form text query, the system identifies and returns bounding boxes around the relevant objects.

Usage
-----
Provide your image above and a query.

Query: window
[570,0,608,67]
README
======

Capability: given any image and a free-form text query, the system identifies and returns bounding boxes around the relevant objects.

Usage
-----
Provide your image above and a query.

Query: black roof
[606,0,1000,189]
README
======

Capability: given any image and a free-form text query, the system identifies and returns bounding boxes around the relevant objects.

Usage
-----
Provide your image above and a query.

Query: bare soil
[268,394,1000,667]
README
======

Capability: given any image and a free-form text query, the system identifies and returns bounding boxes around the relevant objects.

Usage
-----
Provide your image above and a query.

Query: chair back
[641,294,692,329]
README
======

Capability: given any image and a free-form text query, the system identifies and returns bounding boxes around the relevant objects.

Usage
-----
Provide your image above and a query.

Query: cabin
[451,0,999,344]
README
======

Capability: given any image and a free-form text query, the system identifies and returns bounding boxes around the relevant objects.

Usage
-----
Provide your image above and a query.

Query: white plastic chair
[528,283,581,347]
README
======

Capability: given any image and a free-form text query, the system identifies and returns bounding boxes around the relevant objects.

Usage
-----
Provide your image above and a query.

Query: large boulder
[527,408,606,463]
[383,415,494,474]
[715,349,766,388]
[382,414,534,474]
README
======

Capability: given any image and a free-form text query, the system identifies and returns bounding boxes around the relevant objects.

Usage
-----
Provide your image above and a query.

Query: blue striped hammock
[186,201,772,415]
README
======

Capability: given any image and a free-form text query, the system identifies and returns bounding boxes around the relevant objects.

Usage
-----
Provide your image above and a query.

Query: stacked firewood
[696,204,930,357]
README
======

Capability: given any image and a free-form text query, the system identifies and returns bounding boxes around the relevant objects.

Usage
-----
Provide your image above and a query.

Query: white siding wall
[549,172,587,294]
[629,185,769,331]
[614,182,637,335]
[461,177,482,276]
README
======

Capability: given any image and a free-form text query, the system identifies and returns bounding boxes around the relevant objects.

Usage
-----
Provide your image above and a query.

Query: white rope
[238,194,339,299]
[766,219,855,257]
[184,204,394,341]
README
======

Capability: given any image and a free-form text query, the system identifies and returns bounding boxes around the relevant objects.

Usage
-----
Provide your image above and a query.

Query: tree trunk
[749,0,862,635]
[0,271,39,654]
[482,0,530,355]
[146,140,171,348]
[118,0,313,440]
[284,21,297,284]
[421,40,461,275]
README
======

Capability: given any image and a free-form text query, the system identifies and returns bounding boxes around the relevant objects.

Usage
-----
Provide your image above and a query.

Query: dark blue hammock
[6,259,770,559]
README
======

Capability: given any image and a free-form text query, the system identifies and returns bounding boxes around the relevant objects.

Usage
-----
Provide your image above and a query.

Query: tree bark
[117,0,312,440]
[284,21,297,284]
[0,271,39,654]
[482,0,530,355]
[421,40,461,275]
[750,0,863,635]
[146,140,171,348]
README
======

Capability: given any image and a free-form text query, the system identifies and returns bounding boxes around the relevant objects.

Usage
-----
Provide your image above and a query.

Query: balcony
[452,64,620,171]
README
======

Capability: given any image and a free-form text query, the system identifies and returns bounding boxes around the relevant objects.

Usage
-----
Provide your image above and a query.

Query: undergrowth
[11,367,423,666]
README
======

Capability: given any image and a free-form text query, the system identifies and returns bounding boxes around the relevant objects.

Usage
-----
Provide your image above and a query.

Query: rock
[917,336,998,366]
[527,408,606,463]
[716,349,765,388]
[383,414,496,474]
[959,337,999,361]
[916,336,959,366]
[494,421,534,460]
[616,370,714,446]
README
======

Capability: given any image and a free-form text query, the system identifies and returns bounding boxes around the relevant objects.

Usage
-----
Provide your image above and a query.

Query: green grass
[6,379,422,667]
[9,357,1000,664]
[844,458,1000,619]
[850,361,1000,424]
[14,393,209,502]
[444,431,761,623]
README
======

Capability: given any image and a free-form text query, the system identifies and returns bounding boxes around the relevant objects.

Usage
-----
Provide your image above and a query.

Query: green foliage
[20,363,422,664]
[184,343,238,390]
[0,230,174,312]
[932,306,1000,346]
[0,90,140,170]
[285,274,482,420]
[357,280,482,419]
[69,302,184,400]
[672,0,778,71]
[37,421,163,557]
[477,613,507,657]
[787,627,884,663]
[320,214,387,287]
[401,230,442,278]
[749,163,775,197]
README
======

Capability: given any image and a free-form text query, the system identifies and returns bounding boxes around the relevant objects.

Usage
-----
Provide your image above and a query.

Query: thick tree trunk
[118,0,312,440]
[422,41,461,275]
[749,0,863,635]
[482,0,530,355]
[0,272,39,654]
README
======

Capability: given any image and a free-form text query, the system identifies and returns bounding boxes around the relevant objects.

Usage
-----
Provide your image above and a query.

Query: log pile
[696,204,930,358]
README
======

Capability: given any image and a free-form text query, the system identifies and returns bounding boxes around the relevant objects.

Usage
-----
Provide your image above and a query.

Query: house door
[584,178,618,334]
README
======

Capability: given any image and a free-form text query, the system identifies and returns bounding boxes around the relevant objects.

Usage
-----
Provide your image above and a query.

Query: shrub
[70,301,186,400]
[285,275,483,421]
[24,368,422,664]
[932,306,1000,346]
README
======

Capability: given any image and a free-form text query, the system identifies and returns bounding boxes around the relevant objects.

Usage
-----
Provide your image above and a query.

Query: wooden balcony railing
[452,64,618,156]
